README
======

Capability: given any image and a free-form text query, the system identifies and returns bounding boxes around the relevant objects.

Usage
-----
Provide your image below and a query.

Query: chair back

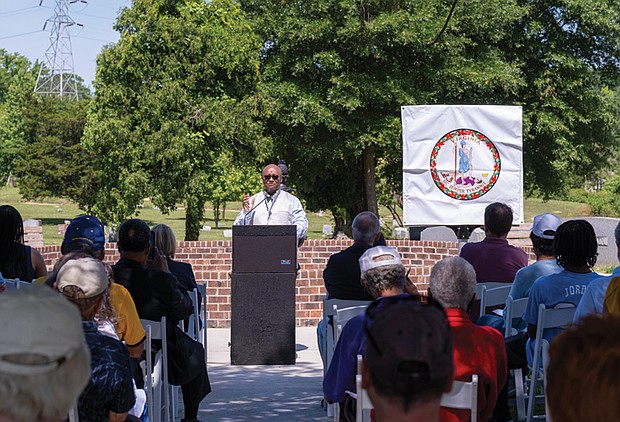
[526,304,576,422]
[504,295,529,337]
[474,282,511,299]
[479,285,512,317]
[334,305,368,344]
[141,317,171,422]
[67,401,79,422]
[196,283,208,349]
[441,375,479,422]
[186,288,201,342]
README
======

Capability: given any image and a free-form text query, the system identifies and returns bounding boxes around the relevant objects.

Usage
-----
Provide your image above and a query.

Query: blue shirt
[80,321,135,422]
[574,266,620,322]
[510,259,563,300]
[524,270,599,364]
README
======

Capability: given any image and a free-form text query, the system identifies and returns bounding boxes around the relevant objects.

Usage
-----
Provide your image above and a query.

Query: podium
[231,225,297,365]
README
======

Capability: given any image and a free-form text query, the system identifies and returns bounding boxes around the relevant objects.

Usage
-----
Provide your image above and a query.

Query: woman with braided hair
[0,205,47,282]
[522,219,600,365]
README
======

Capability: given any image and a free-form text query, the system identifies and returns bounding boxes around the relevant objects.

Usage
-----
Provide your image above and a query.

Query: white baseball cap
[532,213,562,240]
[0,285,87,375]
[359,246,404,274]
[56,257,108,299]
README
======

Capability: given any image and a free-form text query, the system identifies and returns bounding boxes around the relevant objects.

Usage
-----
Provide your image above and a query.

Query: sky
[0,0,132,88]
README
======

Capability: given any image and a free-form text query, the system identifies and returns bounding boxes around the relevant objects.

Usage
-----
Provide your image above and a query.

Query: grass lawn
[0,186,592,246]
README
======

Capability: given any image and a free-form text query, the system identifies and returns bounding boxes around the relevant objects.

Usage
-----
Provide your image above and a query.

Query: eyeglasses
[363,294,446,357]
[262,174,279,180]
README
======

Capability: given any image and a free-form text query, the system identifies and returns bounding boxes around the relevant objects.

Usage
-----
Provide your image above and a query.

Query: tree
[83,0,271,239]
[14,96,95,208]
[243,0,620,227]
[242,0,525,228]
[0,50,38,182]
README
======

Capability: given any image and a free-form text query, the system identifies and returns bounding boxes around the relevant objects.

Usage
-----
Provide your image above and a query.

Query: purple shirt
[460,237,528,282]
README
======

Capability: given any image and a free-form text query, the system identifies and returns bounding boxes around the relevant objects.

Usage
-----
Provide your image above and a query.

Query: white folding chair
[523,304,576,422]
[474,282,511,299]
[187,288,201,342]
[328,304,370,418]
[67,401,79,422]
[504,295,529,337]
[441,375,479,422]
[354,374,372,422]
[321,297,372,374]
[14,279,31,289]
[333,305,369,344]
[141,317,172,422]
[4,279,17,289]
[479,284,512,318]
[196,283,207,350]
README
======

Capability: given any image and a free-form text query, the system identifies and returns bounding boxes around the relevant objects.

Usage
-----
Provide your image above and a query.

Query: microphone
[243,195,267,225]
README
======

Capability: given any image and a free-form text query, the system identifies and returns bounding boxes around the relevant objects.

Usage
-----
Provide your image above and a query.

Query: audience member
[52,215,145,358]
[152,223,202,312]
[460,202,528,283]
[523,219,600,364]
[0,285,91,422]
[113,219,210,422]
[429,257,508,422]
[478,213,562,332]
[574,220,620,320]
[234,164,308,244]
[0,205,47,281]
[323,211,380,301]
[547,314,620,421]
[323,246,417,421]
[56,255,135,421]
[362,297,453,422]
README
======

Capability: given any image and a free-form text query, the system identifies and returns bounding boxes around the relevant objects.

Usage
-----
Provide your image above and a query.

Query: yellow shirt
[604,276,620,315]
[110,283,145,347]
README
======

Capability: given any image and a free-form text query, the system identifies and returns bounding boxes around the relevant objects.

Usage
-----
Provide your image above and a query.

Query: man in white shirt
[234,164,308,244]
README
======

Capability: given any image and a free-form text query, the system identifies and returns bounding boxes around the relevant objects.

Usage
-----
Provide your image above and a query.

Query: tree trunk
[213,201,220,229]
[363,145,378,215]
[185,197,204,241]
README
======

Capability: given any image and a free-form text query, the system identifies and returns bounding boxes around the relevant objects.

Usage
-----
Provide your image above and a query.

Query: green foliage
[83,0,271,239]
[566,174,620,217]
[242,0,526,225]
[15,97,95,208]
[0,50,38,180]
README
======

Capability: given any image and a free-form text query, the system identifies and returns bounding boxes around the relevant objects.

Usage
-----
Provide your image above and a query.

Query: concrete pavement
[196,327,331,421]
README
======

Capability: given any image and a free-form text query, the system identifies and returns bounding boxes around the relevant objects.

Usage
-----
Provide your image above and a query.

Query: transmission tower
[34,0,85,99]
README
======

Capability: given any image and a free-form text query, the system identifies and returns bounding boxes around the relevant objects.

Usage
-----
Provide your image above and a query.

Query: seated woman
[152,224,202,316]
[0,205,47,282]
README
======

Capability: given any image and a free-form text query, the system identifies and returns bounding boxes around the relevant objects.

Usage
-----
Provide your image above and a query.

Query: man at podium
[234,163,308,244]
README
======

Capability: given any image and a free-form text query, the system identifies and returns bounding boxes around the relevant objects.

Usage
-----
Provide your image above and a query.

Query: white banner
[402,105,523,226]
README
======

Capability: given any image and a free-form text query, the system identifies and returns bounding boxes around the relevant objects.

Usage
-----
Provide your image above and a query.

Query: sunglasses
[262,174,279,180]
[363,294,446,358]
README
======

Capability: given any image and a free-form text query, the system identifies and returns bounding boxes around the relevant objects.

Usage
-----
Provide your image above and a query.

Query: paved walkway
[196,327,331,421]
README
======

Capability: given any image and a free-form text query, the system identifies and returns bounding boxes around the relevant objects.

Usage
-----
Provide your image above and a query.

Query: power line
[0,30,44,41]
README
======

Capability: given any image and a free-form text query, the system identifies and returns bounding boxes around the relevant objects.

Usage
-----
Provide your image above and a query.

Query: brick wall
[39,239,533,328]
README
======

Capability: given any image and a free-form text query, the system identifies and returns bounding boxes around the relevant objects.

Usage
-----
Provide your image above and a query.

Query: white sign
[402,105,523,226]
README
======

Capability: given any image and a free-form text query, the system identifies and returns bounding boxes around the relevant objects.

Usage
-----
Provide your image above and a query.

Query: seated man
[323,246,417,420]
[362,297,454,422]
[56,256,136,422]
[547,314,620,421]
[323,211,380,301]
[0,285,91,422]
[460,202,528,283]
[113,219,210,422]
[429,257,508,422]
[523,219,600,364]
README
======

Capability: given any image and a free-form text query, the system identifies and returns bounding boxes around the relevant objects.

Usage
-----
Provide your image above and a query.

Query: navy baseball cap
[62,215,106,251]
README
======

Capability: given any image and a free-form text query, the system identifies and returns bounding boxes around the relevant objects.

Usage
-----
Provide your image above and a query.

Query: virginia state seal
[429,128,501,200]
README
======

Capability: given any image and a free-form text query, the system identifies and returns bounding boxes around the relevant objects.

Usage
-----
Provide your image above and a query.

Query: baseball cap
[364,297,453,395]
[56,257,108,299]
[532,213,562,240]
[62,215,106,251]
[0,285,87,375]
[359,246,403,274]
